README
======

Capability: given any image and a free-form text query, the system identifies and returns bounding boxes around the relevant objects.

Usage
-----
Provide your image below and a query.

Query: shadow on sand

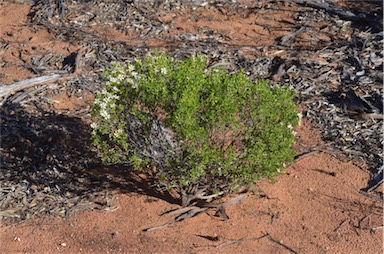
[0,103,179,222]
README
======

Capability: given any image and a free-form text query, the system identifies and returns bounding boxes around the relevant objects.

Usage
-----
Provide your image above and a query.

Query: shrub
[91,51,300,205]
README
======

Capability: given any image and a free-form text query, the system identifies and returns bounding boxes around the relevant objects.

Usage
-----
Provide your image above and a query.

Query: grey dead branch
[0,0,382,228]
[0,74,63,104]
[143,194,248,232]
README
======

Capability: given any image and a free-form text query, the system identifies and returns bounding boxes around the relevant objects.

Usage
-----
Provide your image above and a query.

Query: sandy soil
[0,2,382,254]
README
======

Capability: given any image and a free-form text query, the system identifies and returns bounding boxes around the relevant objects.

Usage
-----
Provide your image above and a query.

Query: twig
[215,233,269,248]
[294,148,341,161]
[46,0,51,19]
[142,220,175,232]
[58,0,65,19]
[204,194,249,220]
[195,234,220,242]
[353,213,384,232]
[161,206,197,217]
[360,191,384,202]
[265,232,299,254]
[203,194,249,209]
[333,219,349,232]
[358,226,384,231]
[212,231,298,252]
[215,236,248,248]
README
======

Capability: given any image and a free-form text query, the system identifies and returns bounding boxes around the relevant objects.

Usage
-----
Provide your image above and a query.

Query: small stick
[143,220,175,232]
[215,233,269,248]
[333,219,349,232]
[215,237,247,248]
[161,206,196,217]
[266,233,299,254]
[360,191,383,202]
[358,226,384,231]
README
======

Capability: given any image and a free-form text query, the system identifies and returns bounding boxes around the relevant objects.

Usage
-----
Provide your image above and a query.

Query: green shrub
[91,51,300,200]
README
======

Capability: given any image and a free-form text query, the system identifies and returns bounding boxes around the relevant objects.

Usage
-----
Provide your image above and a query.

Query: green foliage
[91,51,300,192]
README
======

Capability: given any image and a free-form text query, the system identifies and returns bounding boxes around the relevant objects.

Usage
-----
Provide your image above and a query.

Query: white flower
[277,163,287,173]
[131,79,140,89]
[90,122,98,129]
[131,71,138,78]
[127,64,135,72]
[160,67,167,75]
[287,124,293,130]
[100,109,110,120]
[297,112,303,125]
[109,76,118,83]
[116,74,125,82]
[125,77,133,84]
[101,88,108,95]
[114,128,124,138]
[94,97,102,106]
[110,94,119,100]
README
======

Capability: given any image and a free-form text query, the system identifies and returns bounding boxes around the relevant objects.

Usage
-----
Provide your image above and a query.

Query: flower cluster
[153,67,168,75]
[106,62,140,89]
[93,88,119,120]
[91,62,144,130]
[287,112,303,136]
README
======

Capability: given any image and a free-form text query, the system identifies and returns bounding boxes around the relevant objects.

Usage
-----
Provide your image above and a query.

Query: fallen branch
[294,148,341,161]
[0,74,62,99]
[291,0,366,22]
[143,206,208,232]
[143,194,248,232]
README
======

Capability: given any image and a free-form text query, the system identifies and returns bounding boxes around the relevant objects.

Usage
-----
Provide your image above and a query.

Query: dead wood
[143,194,248,232]
[280,27,307,46]
[0,74,63,99]
[292,0,367,22]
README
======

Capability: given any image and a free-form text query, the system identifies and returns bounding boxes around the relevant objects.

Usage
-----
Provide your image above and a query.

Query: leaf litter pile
[0,0,383,225]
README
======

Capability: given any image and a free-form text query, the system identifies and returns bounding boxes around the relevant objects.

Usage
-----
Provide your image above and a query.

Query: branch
[0,74,63,99]
[291,0,369,22]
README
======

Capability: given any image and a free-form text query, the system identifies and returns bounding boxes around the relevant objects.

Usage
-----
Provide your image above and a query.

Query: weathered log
[0,74,62,99]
